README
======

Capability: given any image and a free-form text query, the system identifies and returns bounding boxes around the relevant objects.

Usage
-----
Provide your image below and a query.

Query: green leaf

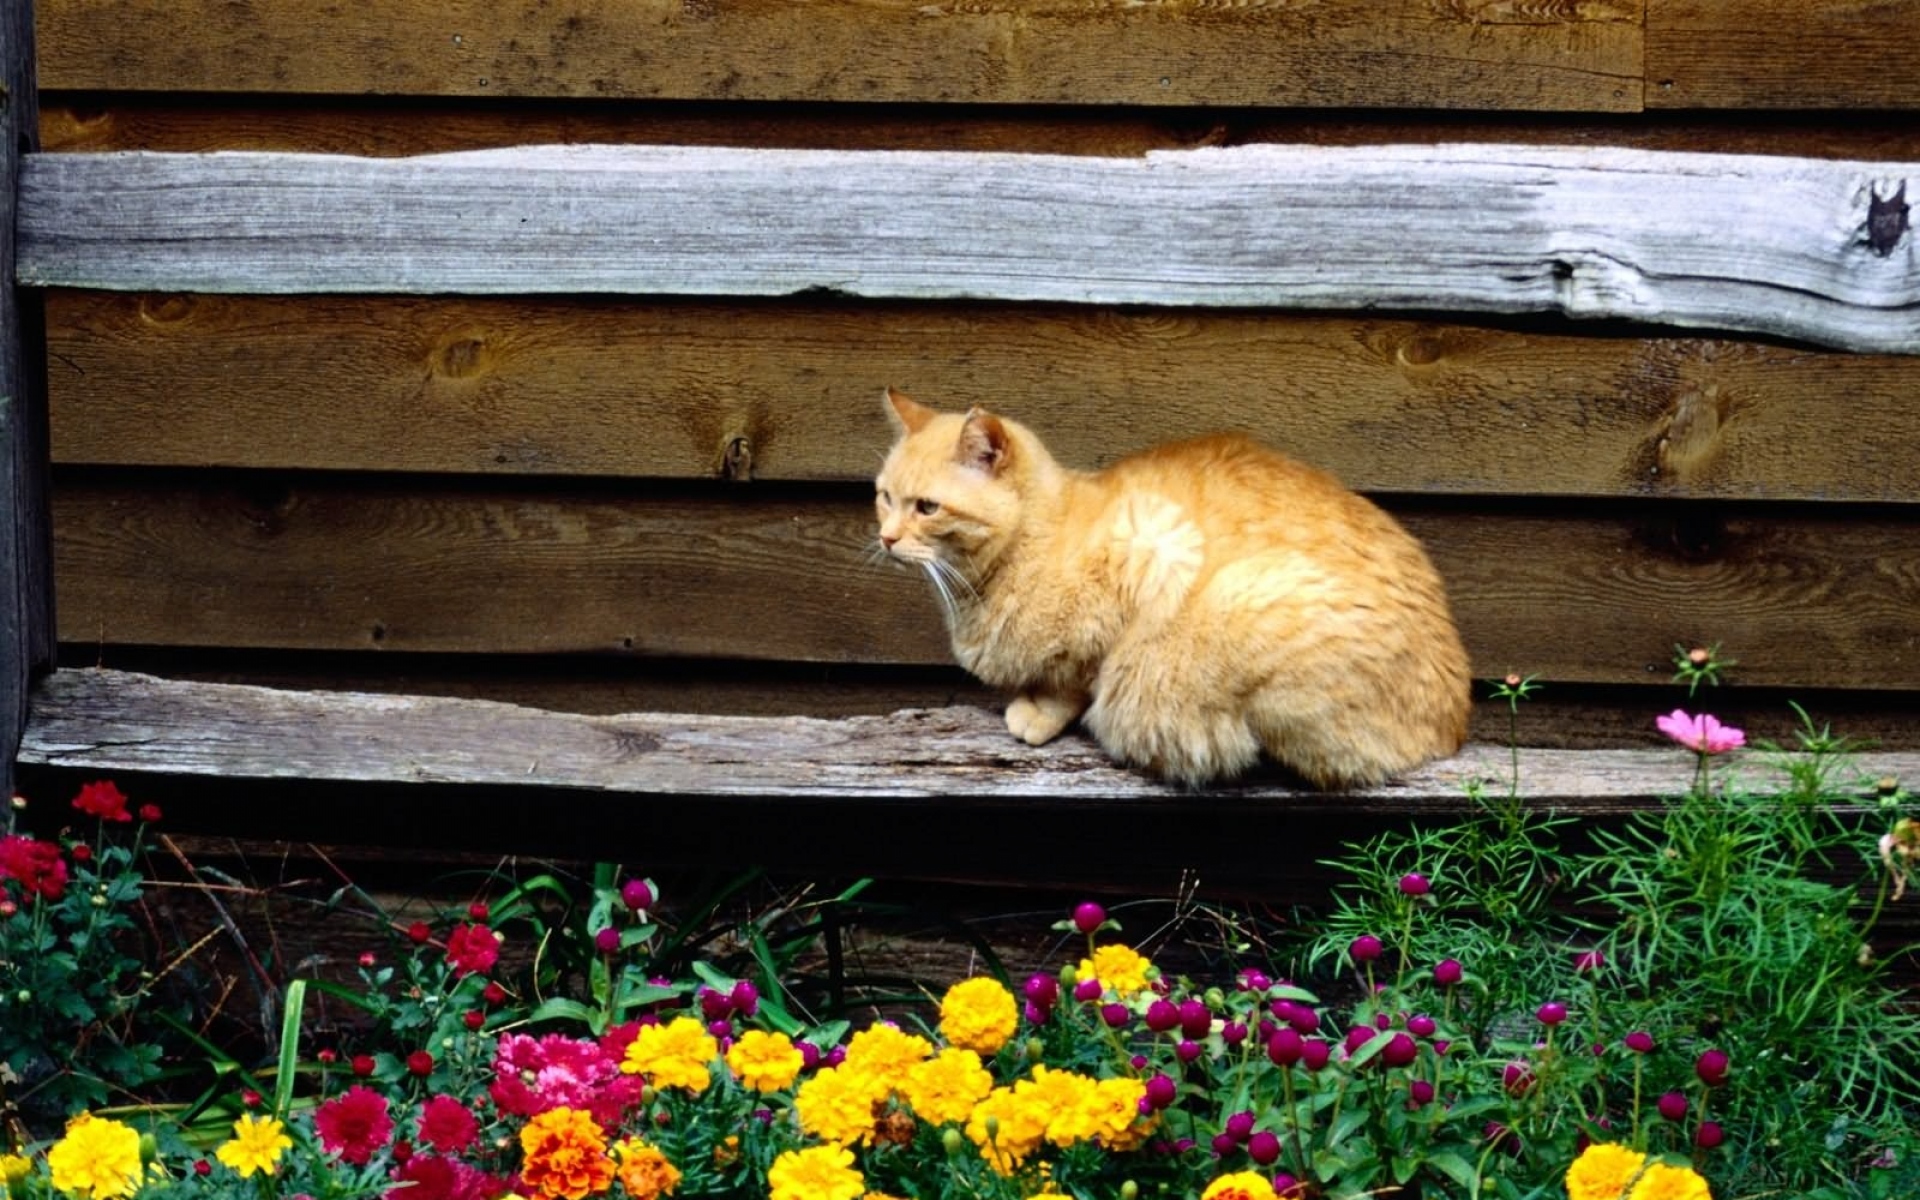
[527,997,601,1028]
[274,979,306,1118]
[1325,1107,1368,1149]
[1426,1151,1480,1192]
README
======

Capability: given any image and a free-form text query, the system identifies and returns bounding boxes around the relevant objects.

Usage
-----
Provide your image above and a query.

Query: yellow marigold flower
[938,977,1019,1055]
[215,1113,292,1179]
[1628,1162,1713,1200]
[1077,944,1154,996]
[1084,1076,1149,1146]
[727,1029,806,1093]
[519,1106,615,1200]
[47,1114,143,1200]
[965,1085,1047,1175]
[621,1016,718,1094]
[796,1065,891,1146]
[899,1047,995,1125]
[1201,1171,1280,1200]
[1566,1143,1649,1200]
[842,1024,933,1089]
[610,1138,681,1200]
[1019,1066,1101,1147]
[768,1145,865,1200]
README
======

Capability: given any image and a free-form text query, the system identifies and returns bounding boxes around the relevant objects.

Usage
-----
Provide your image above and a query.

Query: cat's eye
[915,498,941,515]
[877,489,892,507]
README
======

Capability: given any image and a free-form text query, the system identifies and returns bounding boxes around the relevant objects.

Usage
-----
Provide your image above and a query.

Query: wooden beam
[45,292,1920,502]
[49,474,1920,690]
[1647,0,1920,110]
[21,669,1917,812]
[33,0,1644,112]
[0,0,54,799]
[18,145,1918,353]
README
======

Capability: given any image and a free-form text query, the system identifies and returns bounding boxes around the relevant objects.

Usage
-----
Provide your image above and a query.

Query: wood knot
[138,294,198,326]
[435,336,490,379]
[1654,384,1734,485]
[720,434,753,482]
[1868,181,1910,257]
[1397,333,1445,368]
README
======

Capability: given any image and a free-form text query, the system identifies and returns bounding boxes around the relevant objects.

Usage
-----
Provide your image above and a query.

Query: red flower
[352,1054,377,1077]
[417,1095,480,1154]
[137,803,163,823]
[385,1153,494,1200]
[407,1050,435,1077]
[406,921,432,944]
[467,901,490,922]
[0,834,68,901]
[445,923,501,977]
[482,981,508,1007]
[314,1086,395,1166]
[463,1011,486,1031]
[70,844,93,864]
[72,780,132,823]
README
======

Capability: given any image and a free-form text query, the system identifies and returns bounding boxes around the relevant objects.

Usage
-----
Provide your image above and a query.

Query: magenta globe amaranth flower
[1210,1132,1238,1157]
[1073,978,1103,1003]
[1408,1079,1435,1107]
[1573,949,1606,973]
[1247,1130,1281,1166]
[1536,1001,1568,1026]
[1101,1002,1130,1028]
[1502,1060,1535,1096]
[1657,1091,1688,1121]
[1224,1111,1255,1142]
[1238,968,1271,993]
[1024,972,1058,1008]
[1380,1032,1418,1067]
[1349,934,1384,963]
[1300,1038,1332,1071]
[593,927,620,954]
[1144,1073,1177,1110]
[1696,1048,1731,1086]
[1344,1026,1377,1057]
[1071,901,1107,933]
[1625,1030,1655,1054]
[729,980,759,1017]
[1287,1005,1320,1034]
[1433,958,1464,986]
[620,878,654,910]
[1146,999,1181,1032]
[1266,1028,1304,1067]
[1179,999,1212,1039]
[1398,872,1432,896]
[1221,1020,1249,1047]
[1696,1121,1726,1149]
[1407,1013,1437,1038]
[1176,1040,1202,1063]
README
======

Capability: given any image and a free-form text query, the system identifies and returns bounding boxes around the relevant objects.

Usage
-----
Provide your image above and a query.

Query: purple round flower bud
[1536,1001,1568,1026]
[1272,1173,1300,1198]
[1225,1111,1255,1142]
[1433,958,1464,986]
[824,1046,846,1068]
[1210,1133,1239,1158]
[1072,902,1107,934]
[1221,1020,1249,1047]
[1407,1013,1437,1038]
[1573,949,1606,973]
[1349,934,1384,963]
[1696,1048,1730,1087]
[1432,1039,1451,1057]
[1023,972,1059,1008]
[593,927,620,954]
[1146,999,1181,1032]
[1625,1030,1655,1054]
[1144,1073,1177,1110]
[1399,872,1432,896]
[1130,1054,1149,1070]
[799,1041,822,1070]
[1247,1130,1281,1166]
[1179,999,1212,1039]
[1266,1028,1304,1067]
[1287,1006,1320,1035]
[698,987,732,1021]
[1381,1032,1418,1067]
[1300,1039,1332,1071]
[1696,1121,1725,1149]
[1271,998,1299,1024]
[1344,1026,1377,1057]
[1503,1061,1535,1096]
[1373,1012,1391,1031]
[1408,1079,1435,1106]
[729,980,760,1018]
[1657,1091,1688,1122]
[1073,978,1104,1003]
[1176,1039,1202,1063]
[1239,969,1271,993]
[620,879,654,910]
[708,1019,732,1039]
[1101,1002,1130,1028]
[1256,1018,1278,1041]
[1024,1001,1050,1024]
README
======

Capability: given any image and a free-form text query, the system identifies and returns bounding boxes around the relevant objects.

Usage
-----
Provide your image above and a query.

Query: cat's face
[874,389,1021,605]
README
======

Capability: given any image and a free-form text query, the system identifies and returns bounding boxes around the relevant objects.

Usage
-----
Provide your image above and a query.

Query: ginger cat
[875,388,1470,788]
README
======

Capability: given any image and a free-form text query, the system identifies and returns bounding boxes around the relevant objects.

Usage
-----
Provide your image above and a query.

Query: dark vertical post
[0,0,54,800]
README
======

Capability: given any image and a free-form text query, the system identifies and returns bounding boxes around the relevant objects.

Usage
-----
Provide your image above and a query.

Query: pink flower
[1656,709,1745,755]
[384,1154,495,1200]
[416,1095,479,1154]
[444,923,500,977]
[314,1087,394,1165]
[489,1032,643,1126]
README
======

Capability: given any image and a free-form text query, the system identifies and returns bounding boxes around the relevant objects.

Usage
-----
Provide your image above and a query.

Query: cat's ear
[956,407,1010,475]
[884,387,937,434]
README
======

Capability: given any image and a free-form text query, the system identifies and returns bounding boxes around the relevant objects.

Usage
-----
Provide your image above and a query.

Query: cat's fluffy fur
[875,388,1470,788]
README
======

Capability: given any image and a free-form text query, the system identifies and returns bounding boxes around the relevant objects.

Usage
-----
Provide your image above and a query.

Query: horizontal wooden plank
[1647,0,1920,110]
[34,0,1643,112]
[50,473,1920,689]
[74,646,1920,751]
[20,145,1919,353]
[22,669,1918,812]
[43,101,1920,161]
[45,291,1920,502]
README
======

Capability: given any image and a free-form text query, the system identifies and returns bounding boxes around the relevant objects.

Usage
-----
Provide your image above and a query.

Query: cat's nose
[880,534,898,550]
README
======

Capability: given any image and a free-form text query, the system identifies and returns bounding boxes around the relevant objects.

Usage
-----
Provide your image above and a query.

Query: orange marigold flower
[611,1138,681,1200]
[620,1017,718,1094]
[938,977,1019,1055]
[519,1106,615,1200]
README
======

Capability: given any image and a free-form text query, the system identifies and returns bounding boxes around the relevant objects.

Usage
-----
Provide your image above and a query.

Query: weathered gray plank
[17,669,1916,813]
[0,0,55,799]
[17,144,1920,353]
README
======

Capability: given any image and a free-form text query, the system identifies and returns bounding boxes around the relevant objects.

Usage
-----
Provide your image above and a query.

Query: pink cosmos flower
[1656,709,1745,755]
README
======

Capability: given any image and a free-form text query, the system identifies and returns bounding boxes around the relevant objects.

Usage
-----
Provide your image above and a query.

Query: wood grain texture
[43,101,1920,162]
[20,144,1919,353]
[1647,0,1920,110]
[45,291,1920,502]
[23,669,1917,811]
[34,0,1643,111]
[50,473,1920,689]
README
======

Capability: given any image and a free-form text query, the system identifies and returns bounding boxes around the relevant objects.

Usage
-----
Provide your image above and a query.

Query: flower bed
[3,653,1919,1200]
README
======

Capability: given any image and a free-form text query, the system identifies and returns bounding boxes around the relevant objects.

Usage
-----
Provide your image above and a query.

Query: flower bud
[1695,1048,1730,1087]
[594,927,620,954]
[1144,1073,1177,1110]
[1381,1032,1418,1068]
[1247,1130,1280,1165]
[1071,902,1107,934]
[1146,999,1181,1032]
[1695,1121,1725,1149]
[941,1128,966,1156]
[621,879,655,910]
[1407,1013,1437,1038]
[1349,934,1383,963]
[1657,1091,1688,1121]
[1624,1031,1655,1054]
[1398,872,1432,896]
[1433,959,1464,986]
[1536,1001,1568,1026]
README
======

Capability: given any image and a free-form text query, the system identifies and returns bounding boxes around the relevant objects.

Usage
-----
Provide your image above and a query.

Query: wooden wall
[31,0,1920,752]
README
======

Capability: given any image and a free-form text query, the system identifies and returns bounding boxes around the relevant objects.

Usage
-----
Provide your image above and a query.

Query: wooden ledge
[16,669,1916,815]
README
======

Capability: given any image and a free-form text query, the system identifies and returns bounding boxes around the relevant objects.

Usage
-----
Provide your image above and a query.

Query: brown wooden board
[34,0,1643,112]
[49,471,1920,690]
[46,293,1920,503]
[1647,0,1920,110]
[43,100,1920,161]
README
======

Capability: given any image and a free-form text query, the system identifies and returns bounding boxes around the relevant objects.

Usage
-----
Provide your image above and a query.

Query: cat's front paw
[1005,692,1082,746]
